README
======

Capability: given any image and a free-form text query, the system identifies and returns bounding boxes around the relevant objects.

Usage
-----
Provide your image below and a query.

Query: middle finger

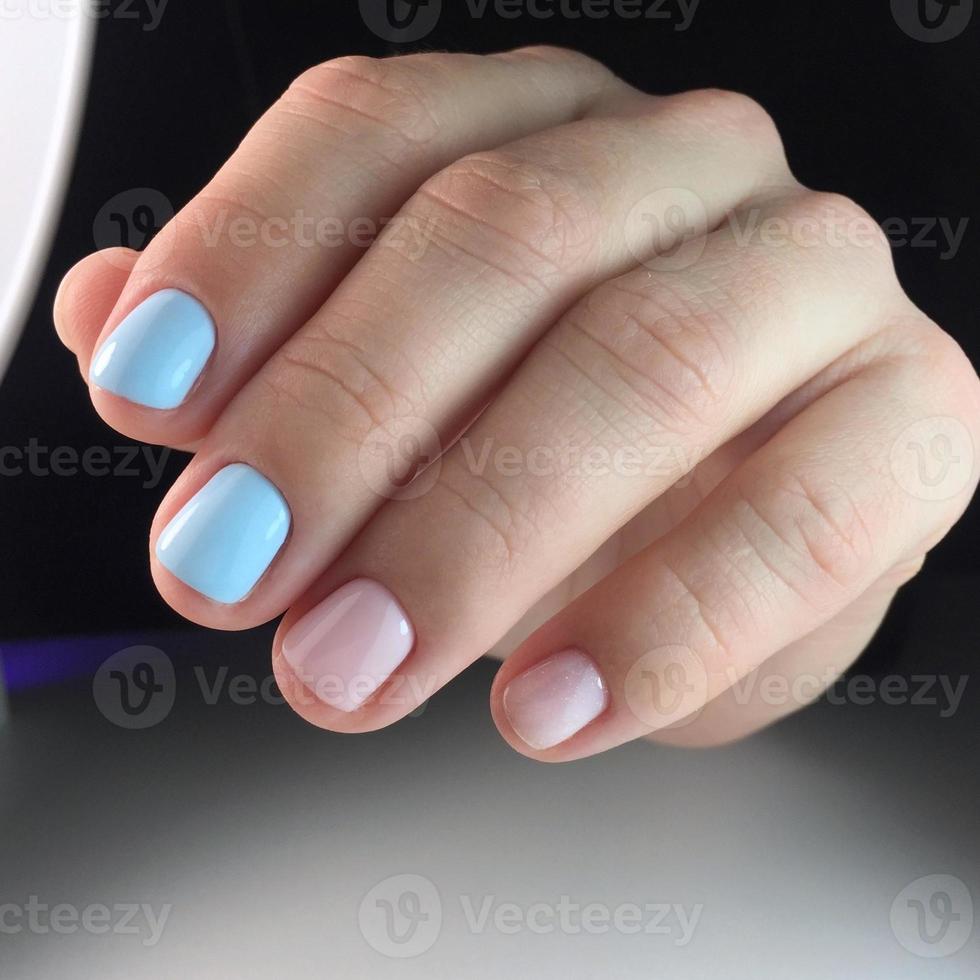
[152,87,789,626]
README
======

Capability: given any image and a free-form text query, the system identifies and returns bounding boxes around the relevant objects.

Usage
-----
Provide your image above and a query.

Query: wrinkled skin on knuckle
[554,275,739,442]
[283,54,444,147]
[732,464,879,603]
[252,325,415,462]
[417,151,602,284]
[431,456,542,579]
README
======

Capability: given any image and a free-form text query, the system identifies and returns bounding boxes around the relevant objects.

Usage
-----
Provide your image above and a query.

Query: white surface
[1,643,978,978]
[0,0,95,380]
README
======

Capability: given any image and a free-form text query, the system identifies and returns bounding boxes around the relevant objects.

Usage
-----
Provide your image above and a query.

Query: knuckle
[262,323,415,442]
[501,44,607,74]
[557,276,739,435]
[880,311,980,425]
[418,151,601,281]
[735,466,877,599]
[919,324,980,408]
[683,87,768,123]
[433,458,537,576]
[883,555,927,590]
[187,177,280,252]
[667,87,785,157]
[792,190,871,227]
[779,190,896,275]
[283,54,441,145]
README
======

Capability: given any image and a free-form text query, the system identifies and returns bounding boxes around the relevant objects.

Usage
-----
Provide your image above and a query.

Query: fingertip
[270,641,391,734]
[490,650,612,763]
[54,247,139,357]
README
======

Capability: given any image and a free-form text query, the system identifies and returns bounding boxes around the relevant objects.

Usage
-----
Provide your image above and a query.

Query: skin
[54,47,980,760]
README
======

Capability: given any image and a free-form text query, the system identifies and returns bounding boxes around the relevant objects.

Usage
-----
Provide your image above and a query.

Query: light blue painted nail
[90,289,216,410]
[155,463,291,604]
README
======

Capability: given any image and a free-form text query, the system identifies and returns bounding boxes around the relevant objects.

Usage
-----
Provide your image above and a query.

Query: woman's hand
[55,48,980,759]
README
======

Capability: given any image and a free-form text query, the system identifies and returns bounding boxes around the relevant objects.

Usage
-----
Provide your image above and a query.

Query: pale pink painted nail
[503,649,608,750]
[281,578,414,713]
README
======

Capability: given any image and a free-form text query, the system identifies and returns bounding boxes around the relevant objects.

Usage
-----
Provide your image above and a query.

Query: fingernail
[155,463,290,604]
[281,579,415,713]
[503,649,608,750]
[90,289,215,409]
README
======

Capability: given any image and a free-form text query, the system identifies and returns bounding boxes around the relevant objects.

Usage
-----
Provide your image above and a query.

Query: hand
[55,47,980,759]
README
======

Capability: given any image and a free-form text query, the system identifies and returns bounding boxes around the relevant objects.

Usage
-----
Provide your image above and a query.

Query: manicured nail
[155,463,290,604]
[281,579,415,713]
[503,649,608,750]
[90,289,215,409]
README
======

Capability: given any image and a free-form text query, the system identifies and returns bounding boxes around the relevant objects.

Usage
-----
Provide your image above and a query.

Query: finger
[152,87,791,626]
[650,557,923,747]
[489,331,979,759]
[54,248,138,354]
[74,48,621,445]
[269,188,901,727]
[479,329,907,667]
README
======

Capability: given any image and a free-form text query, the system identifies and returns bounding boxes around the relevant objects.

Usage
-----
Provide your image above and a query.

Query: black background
[0,0,976,663]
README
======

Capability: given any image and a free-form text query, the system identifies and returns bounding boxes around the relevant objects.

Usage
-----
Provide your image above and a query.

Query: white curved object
[0,0,95,380]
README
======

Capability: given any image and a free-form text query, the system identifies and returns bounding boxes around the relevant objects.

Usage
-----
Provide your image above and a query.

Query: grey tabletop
[0,610,977,979]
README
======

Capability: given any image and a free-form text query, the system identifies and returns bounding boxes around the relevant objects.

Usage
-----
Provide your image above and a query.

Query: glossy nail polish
[90,289,215,409]
[281,579,414,712]
[155,463,290,604]
[503,649,608,750]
